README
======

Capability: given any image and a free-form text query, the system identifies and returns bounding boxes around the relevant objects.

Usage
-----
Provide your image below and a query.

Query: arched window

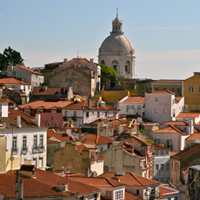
[101,60,105,65]
[125,61,130,73]
[112,60,118,72]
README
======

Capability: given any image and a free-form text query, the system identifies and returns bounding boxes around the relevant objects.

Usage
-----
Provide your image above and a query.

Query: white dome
[99,34,134,56]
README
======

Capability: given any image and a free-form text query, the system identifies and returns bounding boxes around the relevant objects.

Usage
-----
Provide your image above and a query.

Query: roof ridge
[130,173,143,186]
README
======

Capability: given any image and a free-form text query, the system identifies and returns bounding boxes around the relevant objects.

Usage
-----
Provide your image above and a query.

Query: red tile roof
[125,191,141,200]
[154,144,170,150]
[54,65,92,72]
[161,121,189,126]
[68,58,90,63]
[47,129,74,142]
[177,112,200,118]
[172,144,200,159]
[99,172,160,186]
[153,79,183,83]
[120,96,145,104]
[32,87,62,95]
[0,78,31,85]
[0,98,9,103]
[146,90,175,95]
[65,101,117,110]
[123,135,151,146]
[79,134,113,145]
[152,125,189,135]
[19,100,74,109]
[67,176,124,188]
[18,65,43,75]
[186,133,200,141]
[159,186,180,198]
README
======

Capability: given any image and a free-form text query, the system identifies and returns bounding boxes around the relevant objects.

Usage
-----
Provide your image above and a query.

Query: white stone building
[145,90,184,123]
[1,105,47,169]
[98,14,135,79]
[3,64,44,89]
[119,96,145,116]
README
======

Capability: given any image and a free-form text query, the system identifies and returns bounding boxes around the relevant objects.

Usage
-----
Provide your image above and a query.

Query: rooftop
[120,96,145,104]
[19,65,43,75]
[0,78,31,85]
[145,90,175,95]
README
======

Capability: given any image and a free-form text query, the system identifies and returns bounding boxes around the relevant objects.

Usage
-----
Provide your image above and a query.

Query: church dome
[113,17,122,24]
[99,34,134,56]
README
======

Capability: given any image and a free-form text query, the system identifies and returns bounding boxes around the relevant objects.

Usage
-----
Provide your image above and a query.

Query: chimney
[189,120,194,135]
[96,100,99,108]
[17,115,21,128]
[70,120,73,127]
[36,113,41,127]
[20,179,23,200]
[90,58,94,63]
[118,124,123,134]
[116,113,119,119]
[115,100,119,109]
[85,168,90,177]
[88,100,92,109]
[64,58,68,62]
[15,170,19,200]
[42,85,47,90]
[56,183,68,191]
[84,133,87,142]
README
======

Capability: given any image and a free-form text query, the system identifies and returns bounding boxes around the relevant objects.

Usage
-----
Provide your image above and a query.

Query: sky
[0,0,200,80]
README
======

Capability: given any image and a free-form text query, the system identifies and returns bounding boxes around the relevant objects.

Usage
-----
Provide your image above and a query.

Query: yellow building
[184,72,200,110]
[151,80,183,96]
[0,135,18,173]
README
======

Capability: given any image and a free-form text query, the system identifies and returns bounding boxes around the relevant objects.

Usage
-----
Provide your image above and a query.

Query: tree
[95,63,117,88]
[0,46,24,70]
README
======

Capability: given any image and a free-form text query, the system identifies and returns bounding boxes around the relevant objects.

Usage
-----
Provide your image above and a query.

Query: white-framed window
[155,151,158,156]
[115,190,123,200]
[138,105,141,109]
[177,87,182,94]
[24,110,30,115]
[51,110,56,113]
[156,164,159,170]
[154,108,158,113]
[106,191,112,199]
[189,85,194,93]
[39,135,43,147]
[97,112,100,118]
[166,150,169,155]
[22,136,27,151]
[12,136,17,152]
[162,87,167,90]
[161,164,165,170]
[161,150,164,155]
[166,163,170,170]
[170,87,175,92]
[132,105,134,109]
[33,135,38,149]
[65,111,67,116]
[39,157,43,167]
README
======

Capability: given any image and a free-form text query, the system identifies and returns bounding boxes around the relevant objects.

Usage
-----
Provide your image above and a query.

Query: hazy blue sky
[1,0,200,79]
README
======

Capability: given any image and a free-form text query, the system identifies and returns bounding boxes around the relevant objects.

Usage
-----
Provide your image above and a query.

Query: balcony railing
[21,146,28,154]
[11,147,18,154]
[71,116,77,121]
[63,116,68,121]
[32,145,45,153]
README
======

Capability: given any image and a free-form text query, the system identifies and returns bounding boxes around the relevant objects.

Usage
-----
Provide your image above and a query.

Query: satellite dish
[10,156,14,161]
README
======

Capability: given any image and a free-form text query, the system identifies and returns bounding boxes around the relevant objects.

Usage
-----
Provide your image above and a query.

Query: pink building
[40,112,63,127]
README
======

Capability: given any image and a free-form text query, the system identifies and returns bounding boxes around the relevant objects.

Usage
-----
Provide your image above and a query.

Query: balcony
[11,147,18,154]
[165,144,173,150]
[21,146,28,154]
[63,116,68,121]
[71,116,77,121]
[32,145,45,153]
[38,145,45,153]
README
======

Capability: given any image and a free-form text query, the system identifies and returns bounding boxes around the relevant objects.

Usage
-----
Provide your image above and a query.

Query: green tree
[0,46,24,70]
[95,63,117,88]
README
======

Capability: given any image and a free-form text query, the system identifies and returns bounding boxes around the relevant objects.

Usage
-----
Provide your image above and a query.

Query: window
[156,164,159,170]
[39,157,43,167]
[105,112,107,117]
[154,108,158,113]
[155,151,158,156]
[86,112,89,118]
[155,97,158,101]
[170,87,175,92]
[24,110,30,115]
[115,190,123,200]
[136,189,139,195]
[48,122,51,127]
[132,105,134,109]
[177,87,182,94]
[100,147,103,152]
[125,65,128,72]
[106,191,111,199]
[39,135,43,148]
[113,65,117,71]
[154,87,159,90]
[189,85,194,93]
[33,135,38,149]
[166,163,170,170]
[162,87,167,90]
[163,108,167,113]
[54,122,58,127]
[65,111,68,116]
[33,157,37,167]
[97,112,100,118]
[22,136,27,151]
[138,105,141,109]
[74,111,77,117]
[166,150,169,155]
[154,139,160,144]
[161,164,164,170]
[12,136,17,152]
[161,150,164,155]
[51,110,56,113]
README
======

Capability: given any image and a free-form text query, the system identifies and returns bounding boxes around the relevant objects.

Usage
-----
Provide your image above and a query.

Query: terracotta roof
[159,186,180,198]
[0,98,9,103]
[47,129,74,142]
[120,96,145,104]
[99,172,160,186]
[8,107,34,121]
[161,121,189,126]
[170,152,178,157]
[32,87,63,95]
[154,144,170,150]
[79,134,113,145]
[68,58,90,63]
[67,176,124,188]
[0,78,31,85]
[175,97,183,103]
[153,79,183,83]
[64,101,117,110]
[186,133,200,141]
[18,65,43,75]
[125,191,141,200]
[54,65,92,72]
[171,144,200,159]
[177,112,200,118]
[19,100,74,109]
[151,125,188,135]
[123,135,151,146]
[145,90,175,95]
